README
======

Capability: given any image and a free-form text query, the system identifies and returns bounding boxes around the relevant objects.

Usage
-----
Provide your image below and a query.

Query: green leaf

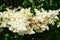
[28,0,34,3]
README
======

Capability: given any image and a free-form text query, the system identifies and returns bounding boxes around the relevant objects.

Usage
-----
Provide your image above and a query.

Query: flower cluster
[32,8,59,32]
[0,7,60,35]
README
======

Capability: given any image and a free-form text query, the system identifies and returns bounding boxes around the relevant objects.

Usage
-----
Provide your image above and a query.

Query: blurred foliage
[0,0,60,40]
[0,0,60,11]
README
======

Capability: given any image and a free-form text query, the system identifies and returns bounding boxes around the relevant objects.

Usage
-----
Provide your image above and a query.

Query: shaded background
[0,0,60,40]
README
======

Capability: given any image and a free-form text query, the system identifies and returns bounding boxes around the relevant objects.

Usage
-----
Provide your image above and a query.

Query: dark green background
[0,0,60,40]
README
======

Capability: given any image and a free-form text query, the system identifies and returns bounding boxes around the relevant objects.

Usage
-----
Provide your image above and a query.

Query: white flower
[0,7,60,35]
[33,8,59,32]
[0,8,33,35]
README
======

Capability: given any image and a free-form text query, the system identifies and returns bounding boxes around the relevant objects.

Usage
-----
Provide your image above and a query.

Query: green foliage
[0,0,60,40]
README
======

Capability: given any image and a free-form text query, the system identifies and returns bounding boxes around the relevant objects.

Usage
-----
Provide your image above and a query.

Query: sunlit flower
[0,7,59,35]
